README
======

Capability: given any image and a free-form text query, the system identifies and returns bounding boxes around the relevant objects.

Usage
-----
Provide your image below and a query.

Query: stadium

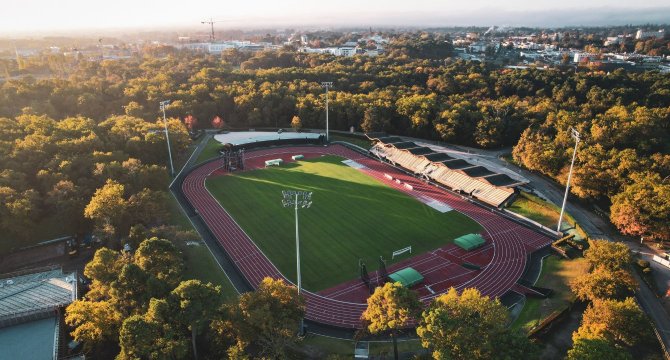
[172,130,554,331]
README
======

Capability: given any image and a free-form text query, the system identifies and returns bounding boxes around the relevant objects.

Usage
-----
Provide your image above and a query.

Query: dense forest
[0,34,669,247]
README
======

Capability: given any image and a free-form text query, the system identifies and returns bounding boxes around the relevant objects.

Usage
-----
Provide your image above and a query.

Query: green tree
[170,280,222,359]
[566,338,632,360]
[416,287,510,360]
[134,237,184,288]
[362,282,421,360]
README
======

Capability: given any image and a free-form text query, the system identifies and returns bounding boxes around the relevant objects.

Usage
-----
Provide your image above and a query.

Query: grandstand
[367,134,525,207]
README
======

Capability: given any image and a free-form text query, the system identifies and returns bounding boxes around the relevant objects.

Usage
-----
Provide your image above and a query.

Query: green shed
[454,233,486,251]
[388,267,424,287]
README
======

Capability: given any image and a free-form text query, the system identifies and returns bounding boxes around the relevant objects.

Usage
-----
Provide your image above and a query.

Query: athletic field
[206,155,482,291]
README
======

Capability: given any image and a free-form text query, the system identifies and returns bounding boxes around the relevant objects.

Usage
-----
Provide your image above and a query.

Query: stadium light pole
[281,190,312,335]
[159,100,175,176]
[557,127,581,233]
[321,82,333,142]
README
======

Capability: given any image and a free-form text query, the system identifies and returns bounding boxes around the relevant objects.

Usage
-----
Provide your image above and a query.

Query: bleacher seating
[366,134,523,207]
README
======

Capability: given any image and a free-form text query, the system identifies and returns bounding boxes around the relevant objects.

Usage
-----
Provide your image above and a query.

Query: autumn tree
[290,115,302,131]
[583,239,631,272]
[214,277,304,358]
[573,297,653,348]
[65,300,123,351]
[84,179,128,238]
[362,282,421,360]
[610,172,670,241]
[416,287,523,360]
[134,237,184,289]
[570,266,637,301]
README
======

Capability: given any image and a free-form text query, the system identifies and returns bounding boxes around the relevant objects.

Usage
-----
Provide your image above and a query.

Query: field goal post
[392,246,412,259]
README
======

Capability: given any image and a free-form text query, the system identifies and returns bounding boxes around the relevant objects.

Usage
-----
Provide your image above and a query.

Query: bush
[637,259,650,269]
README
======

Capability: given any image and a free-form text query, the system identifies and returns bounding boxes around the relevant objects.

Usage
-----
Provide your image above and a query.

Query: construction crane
[201,18,223,42]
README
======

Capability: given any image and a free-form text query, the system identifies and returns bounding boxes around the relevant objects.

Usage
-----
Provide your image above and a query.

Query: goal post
[392,246,412,259]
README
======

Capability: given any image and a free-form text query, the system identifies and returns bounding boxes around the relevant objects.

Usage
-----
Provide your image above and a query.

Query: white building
[635,29,665,40]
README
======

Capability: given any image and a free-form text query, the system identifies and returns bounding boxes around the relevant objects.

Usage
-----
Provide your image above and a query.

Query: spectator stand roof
[388,267,424,287]
[423,153,454,162]
[460,165,496,178]
[407,147,435,156]
[454,234,486,251]
[438,159,473,170]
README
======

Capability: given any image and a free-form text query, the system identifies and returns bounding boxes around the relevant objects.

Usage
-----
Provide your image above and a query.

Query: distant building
[0,267,78,360]
[635,29,665,40]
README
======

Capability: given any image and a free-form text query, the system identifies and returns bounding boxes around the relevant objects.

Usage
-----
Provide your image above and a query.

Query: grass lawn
[206,155,482,291]
[512,255,589,331]
[195,137,223,164]
[301,335,422,358]
[507,192,584,237]
[168,195,238,301]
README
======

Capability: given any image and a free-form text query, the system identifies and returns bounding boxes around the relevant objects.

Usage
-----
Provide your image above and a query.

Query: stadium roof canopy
[214,131,322,146]
[438,159,473,170]
[407,147,435,156]
[460,166,496,178]
[388,267,424,287]
[454,234,486,251]
[423,153,453,162]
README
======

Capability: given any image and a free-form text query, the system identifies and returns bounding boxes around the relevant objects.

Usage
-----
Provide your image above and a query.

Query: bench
[291,155,304,160]
[264,159,283,167]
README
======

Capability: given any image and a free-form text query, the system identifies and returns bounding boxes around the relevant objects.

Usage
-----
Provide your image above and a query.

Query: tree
[170,280,222,359]
[118,298,190,360]
[84,179,128,238]
[65,300,123,351]
[610,172,670,241]
[290,115,302,131]
[569,266,637,301]
[360,106,389,133]
[583,239,631,272]
[567,338,632,360]
[134,237,184,288]
[214,277,304,359]
[573,297,653,348]
[362,282,421,360]
[83,247,125,300]
[416,287,510,360]
[211,115,224,129]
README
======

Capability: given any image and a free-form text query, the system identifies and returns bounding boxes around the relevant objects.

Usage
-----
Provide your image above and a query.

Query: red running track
[181,145,552,329]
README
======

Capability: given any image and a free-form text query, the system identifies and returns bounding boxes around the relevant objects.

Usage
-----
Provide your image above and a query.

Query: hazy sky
[2,0,670,35]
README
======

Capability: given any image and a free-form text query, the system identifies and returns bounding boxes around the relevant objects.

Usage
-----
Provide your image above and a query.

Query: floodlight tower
[281,190,312,335]
[557,127,581,233]
[321,82,333,142]
[159,100,175,176]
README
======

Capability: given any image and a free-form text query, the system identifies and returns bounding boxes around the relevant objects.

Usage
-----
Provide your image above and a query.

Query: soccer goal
[392,246,412,259]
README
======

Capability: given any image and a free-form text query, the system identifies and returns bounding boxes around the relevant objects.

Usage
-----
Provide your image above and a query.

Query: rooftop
[0,268,77,323]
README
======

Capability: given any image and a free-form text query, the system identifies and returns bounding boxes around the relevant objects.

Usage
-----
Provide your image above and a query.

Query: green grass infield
[206,155,482,291]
